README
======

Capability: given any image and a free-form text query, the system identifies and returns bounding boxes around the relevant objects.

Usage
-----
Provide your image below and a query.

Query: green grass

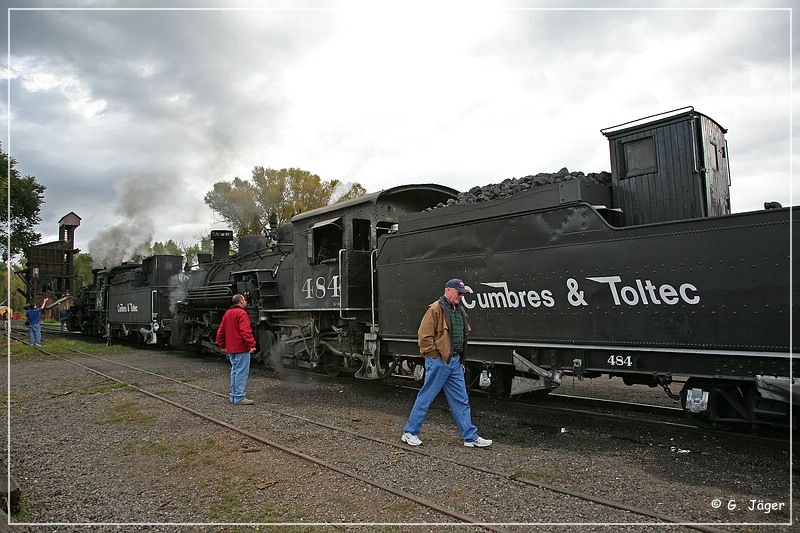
[80,381,130,395]
[206,490,285,524]
[10,494,43,521]
[176,438,218,461]
[123,436,219,464]
[8,343,61,362]
[100,400,156,426]
[135,439,174,457]
[9,338,130,362]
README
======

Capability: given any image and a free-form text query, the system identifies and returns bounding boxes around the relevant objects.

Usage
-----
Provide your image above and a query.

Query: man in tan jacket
[402,279,492,448]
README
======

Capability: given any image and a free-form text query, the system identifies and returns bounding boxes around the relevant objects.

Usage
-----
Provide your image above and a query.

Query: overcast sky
[3,0,796,265]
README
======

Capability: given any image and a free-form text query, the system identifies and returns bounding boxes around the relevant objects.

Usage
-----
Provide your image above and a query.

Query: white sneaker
[464,436,492,447]
[401,432,422,446]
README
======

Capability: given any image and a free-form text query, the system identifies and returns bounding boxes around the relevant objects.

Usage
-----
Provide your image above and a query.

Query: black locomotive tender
[73,108,798,430]
[68,255,182,344]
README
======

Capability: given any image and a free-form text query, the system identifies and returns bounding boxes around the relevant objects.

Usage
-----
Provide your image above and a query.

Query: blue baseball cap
[445,278,472,293]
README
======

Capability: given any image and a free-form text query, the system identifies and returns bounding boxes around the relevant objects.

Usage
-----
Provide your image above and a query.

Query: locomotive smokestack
[210,230,234,261]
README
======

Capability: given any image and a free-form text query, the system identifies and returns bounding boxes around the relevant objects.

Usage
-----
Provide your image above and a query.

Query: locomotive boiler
[168,106,796,430]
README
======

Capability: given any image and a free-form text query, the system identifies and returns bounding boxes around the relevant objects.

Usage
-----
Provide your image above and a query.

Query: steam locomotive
[81,107,799,430]
[68,254,182,345]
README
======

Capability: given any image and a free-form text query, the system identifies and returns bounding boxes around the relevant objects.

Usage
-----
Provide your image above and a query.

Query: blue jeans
[228,352,251,403]
[29,324,41,345]
[403,354,478,441]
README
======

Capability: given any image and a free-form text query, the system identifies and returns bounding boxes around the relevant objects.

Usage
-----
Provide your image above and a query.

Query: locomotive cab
[290,185,457,317]
[284,185,458,373]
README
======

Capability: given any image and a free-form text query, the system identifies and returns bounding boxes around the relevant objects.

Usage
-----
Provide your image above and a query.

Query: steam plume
[88,173,176,267]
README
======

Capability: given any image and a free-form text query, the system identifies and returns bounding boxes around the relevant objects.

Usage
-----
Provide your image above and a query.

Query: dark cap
[445,278,472,294]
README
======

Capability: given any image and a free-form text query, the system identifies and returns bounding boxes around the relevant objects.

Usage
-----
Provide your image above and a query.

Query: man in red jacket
[215,294,257,405]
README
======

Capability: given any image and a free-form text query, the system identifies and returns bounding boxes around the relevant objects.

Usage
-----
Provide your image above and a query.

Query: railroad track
[6,332,753,531]
[384,377,791,445]
[12,322,790,442]
[9,322,90,342]
[12,322,790,443]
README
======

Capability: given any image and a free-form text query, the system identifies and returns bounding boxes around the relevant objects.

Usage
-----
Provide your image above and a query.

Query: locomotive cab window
[308,217,343,265]
[353,218,371,251]
[622,136,657,178]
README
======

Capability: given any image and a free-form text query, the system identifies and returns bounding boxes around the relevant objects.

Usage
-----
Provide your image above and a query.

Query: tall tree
[203,177,261,237]
[204,167,366,238]
[1,258,28,311]
[182,234,214,267]
[72,252,95,294]
[151,236,214,268]
[151,239,184,257]
[0,145,46,261]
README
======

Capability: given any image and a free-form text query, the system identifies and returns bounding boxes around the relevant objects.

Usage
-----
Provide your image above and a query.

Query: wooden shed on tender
[601,107,731,226]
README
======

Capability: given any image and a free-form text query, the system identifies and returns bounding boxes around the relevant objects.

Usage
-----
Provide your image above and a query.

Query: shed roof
[58,212,82,226]
[600,106,727,139]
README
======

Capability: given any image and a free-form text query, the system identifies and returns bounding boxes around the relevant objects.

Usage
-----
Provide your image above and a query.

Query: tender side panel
[377,205,796,377]
[107,287,155,327]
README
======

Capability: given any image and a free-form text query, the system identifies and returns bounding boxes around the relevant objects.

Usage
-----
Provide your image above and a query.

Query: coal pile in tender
[429,167,613,210]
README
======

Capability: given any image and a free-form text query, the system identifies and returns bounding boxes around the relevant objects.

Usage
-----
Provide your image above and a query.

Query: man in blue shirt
[25,297,48,346]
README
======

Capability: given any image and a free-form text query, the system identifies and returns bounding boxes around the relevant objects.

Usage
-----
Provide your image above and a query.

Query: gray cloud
[3,2,796,256]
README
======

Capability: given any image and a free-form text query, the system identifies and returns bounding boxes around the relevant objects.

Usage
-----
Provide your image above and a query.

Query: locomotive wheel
[169,314,200,353]
[321,355,341,377]
[489,366,514,400]
[680,379,744,431]
[256,329,277,366]
[169,315,183,350]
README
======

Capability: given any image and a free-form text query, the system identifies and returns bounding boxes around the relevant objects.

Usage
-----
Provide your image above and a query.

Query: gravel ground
[551,374,680,407]
[3,338,797,532]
